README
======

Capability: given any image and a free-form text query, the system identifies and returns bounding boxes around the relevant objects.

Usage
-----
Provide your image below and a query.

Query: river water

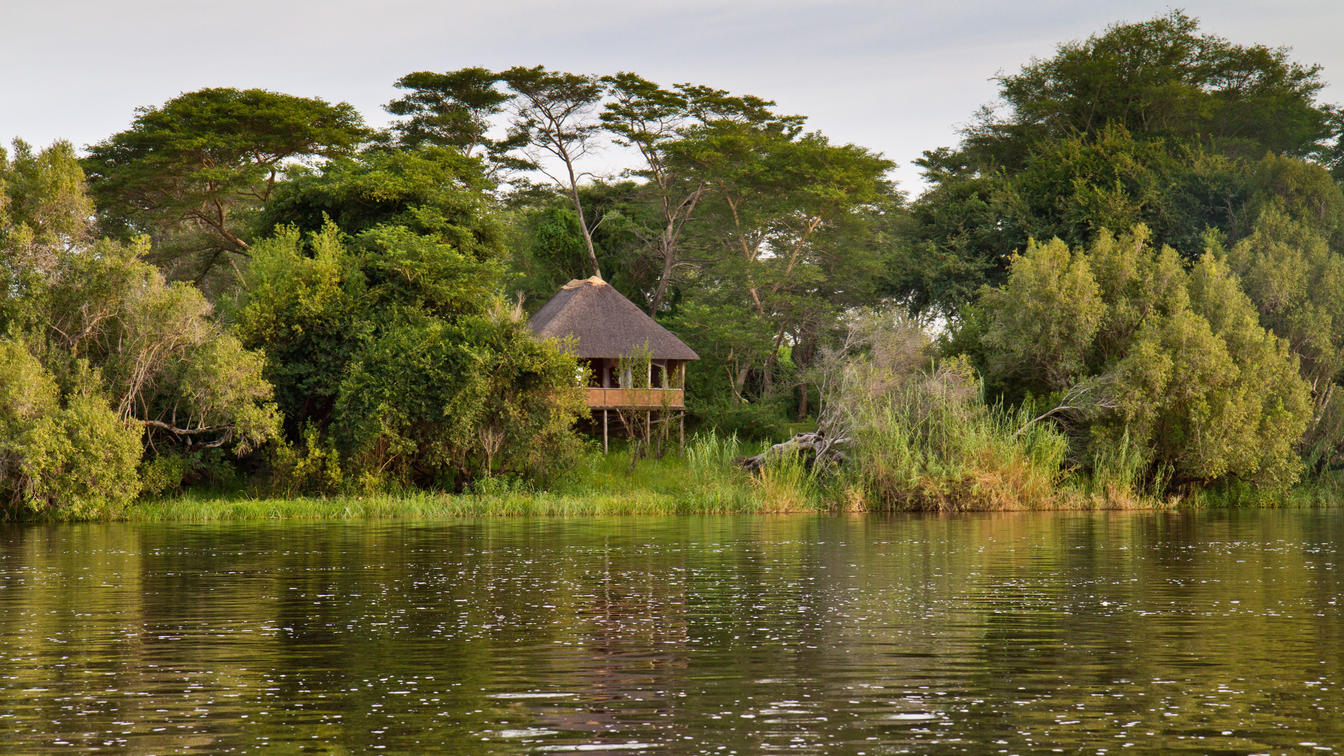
[0,511,1340,753]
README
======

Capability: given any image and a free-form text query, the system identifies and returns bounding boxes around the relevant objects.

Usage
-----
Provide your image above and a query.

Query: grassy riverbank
[124,434,827,521]
[117,433,1344,522]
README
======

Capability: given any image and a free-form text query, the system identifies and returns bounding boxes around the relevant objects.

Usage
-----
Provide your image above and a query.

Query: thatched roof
[529,276,699,361]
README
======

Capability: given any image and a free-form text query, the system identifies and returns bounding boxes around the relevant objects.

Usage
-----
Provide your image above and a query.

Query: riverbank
[117,439,1344,522]
[124,435,823,521]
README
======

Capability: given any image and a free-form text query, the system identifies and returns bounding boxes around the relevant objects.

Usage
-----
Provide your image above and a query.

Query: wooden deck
[586,387,685,410]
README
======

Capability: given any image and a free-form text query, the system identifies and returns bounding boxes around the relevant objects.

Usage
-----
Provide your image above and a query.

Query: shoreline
[111,489,1339,523]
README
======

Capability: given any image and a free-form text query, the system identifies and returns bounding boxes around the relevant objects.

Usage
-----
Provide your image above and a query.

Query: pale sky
[2,0,1341,195]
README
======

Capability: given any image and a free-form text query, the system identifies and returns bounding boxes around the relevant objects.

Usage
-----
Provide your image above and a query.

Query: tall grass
[123,432,826,521]
[839,383,1071,511]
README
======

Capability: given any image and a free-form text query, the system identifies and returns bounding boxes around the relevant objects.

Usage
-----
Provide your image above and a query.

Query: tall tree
[964,11,1333,170]
[385,68,526,171]
[600,75,802,315]
[905,12,1339,317]
[1,141,280,508]
[601,73,700,314]
[500,66,605,278]
[83,88,367,293]
[669,121,892,400]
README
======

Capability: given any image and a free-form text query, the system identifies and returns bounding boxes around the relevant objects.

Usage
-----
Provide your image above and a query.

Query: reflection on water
[0,511,1340,752]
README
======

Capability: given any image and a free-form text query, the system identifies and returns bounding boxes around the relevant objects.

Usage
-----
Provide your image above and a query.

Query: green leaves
[0,340,142,519]
[973,226,1312,490]
[905,12,1339,317]
[235,216,585,490]
[83,88,368,293]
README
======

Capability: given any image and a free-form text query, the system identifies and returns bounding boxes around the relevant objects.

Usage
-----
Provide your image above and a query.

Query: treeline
[3,11,1344,516]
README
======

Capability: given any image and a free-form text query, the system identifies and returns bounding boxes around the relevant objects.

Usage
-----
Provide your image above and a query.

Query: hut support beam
[603,410,609,454]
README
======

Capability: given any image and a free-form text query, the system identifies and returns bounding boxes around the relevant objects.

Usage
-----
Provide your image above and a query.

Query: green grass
[123,433,829,522]
[116,430,1344,523]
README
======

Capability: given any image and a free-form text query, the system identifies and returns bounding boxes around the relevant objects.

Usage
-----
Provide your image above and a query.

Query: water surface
[0,511,1340,752]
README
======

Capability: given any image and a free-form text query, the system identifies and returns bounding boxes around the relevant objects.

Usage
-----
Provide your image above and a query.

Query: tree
[968,226,1311,491]
[963,11,1333,170]
[0,340,143,519]
[259,145,506,261]
[38,237,280,456]
[0,140,93,276]
[601,74,705,315]
[385,68,512,157]
[905,12,1339,316]
[83,88,367,293]
[235,221,585,489]
[500,66,606,278]
[979,238,1104,397]
[1224,206,1344,469]
[2,140,280,494]
[668,121,893,402]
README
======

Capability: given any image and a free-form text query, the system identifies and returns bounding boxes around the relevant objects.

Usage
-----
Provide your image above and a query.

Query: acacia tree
[386,68,510,156]
[670,121,892,398]
[83,88,367,293]
[501,66,606,279]
[600,75,801,315]
[601,73,701,314]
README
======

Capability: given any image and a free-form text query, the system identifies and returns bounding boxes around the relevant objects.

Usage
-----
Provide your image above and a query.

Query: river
[0,510,1340,752]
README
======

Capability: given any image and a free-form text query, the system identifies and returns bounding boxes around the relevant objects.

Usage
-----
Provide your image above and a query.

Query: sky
[3,0,1342,195]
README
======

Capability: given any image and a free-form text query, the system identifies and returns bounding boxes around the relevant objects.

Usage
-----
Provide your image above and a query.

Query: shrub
[0,341,142,519]
[821,314,1069,511]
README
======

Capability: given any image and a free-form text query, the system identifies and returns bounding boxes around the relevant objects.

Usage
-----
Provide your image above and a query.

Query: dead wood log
[734,430,850,472]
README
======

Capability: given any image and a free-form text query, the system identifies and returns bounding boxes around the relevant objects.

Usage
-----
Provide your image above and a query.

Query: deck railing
[586,387,685,409]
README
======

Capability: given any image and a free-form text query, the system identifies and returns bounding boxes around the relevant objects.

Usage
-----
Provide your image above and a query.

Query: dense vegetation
[4,11,1344,518]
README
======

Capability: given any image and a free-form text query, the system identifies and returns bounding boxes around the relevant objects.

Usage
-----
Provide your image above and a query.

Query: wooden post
[603,409,609,454]
[679,411,685,451]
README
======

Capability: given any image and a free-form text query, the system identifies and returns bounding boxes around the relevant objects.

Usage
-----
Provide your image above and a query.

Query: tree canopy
[83,88,367,294]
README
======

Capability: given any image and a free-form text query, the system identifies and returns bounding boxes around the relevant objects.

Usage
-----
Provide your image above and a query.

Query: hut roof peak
[562,275,607,290]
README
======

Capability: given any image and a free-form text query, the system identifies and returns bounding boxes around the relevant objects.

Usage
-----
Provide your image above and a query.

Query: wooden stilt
[603,409,609,454]
[679,411,685,452]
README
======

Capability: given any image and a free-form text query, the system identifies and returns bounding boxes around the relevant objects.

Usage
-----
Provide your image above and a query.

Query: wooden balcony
[586,387,685,410]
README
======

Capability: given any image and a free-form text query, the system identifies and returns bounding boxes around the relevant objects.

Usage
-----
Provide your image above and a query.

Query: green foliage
[969,227,1312,491]
[904,12,1339,316]
[0,340,142,519]
[966,11,1332,168]
[271,426,344,496]
[259,145,505,256]
[980,238,1104,396]
[138,453,193,497]
[385,68,515,159]
[0,140,93,275]
[1,139,280,502]
[229,224,364,429]
[1223,204,1344,470]
[236,220,586,491]
[83,88,367,293]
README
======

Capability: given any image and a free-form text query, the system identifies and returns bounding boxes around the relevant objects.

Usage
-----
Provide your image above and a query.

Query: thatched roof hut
[529,276,699,361]
[529,276,698,415]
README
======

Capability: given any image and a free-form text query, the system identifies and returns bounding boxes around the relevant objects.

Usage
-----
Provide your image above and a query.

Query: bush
[270,427,344,496]
[967,226,1312,493]
[821,314,1069,511]
[0,341,142,519]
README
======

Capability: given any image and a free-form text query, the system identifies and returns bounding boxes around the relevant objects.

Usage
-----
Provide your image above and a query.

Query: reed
[123,432,826,521]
